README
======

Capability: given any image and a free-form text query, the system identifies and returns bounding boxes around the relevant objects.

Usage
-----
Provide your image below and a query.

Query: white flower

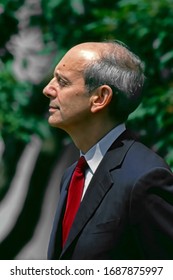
[6,28,56,84]
[16,0,42,28]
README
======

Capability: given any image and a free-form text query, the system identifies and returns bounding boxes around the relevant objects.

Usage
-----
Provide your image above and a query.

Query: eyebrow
[54,71,71,84]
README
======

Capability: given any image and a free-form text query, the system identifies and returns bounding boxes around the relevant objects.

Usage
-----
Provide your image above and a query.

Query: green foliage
[0,62,50,142]
[0,0,24,54]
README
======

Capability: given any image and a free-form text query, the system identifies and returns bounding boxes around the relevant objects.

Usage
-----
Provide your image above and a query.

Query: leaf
[160,51,173,64]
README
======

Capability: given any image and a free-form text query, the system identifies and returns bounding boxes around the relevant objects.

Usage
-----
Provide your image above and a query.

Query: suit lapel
[61,134,135,257]
[61,166,113,255]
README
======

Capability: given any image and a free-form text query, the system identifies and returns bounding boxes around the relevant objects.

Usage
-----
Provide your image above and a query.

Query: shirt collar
[81,123,126,174]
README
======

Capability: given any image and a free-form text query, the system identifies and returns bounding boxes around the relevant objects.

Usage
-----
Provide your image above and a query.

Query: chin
[48,117,64,130]
[48,117,58,127]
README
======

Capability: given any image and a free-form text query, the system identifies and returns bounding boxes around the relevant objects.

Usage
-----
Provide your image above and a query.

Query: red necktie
[62,156,87,247]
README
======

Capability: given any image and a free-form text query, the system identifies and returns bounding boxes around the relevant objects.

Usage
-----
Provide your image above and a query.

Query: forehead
[55,46,100,75]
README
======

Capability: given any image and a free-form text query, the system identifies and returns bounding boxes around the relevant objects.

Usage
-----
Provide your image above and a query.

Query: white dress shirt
[81,123,126,199]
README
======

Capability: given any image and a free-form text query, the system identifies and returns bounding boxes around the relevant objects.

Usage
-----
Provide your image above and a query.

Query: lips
[49,104,60,112]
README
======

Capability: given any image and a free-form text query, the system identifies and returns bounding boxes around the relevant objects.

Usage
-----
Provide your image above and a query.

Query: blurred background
[0,0,173,259]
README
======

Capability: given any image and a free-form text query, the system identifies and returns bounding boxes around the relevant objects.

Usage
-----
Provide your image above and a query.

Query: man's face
[43,46,98,133]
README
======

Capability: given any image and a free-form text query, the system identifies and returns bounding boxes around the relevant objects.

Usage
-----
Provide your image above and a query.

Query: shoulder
[110,129,170,170]
[108,135,171,193]
[128,140,170,169]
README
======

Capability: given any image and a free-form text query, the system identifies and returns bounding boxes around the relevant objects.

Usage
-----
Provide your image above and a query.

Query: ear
[90,85,113,113]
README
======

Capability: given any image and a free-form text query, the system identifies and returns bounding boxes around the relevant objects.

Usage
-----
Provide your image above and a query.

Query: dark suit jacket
[48,131,173,259]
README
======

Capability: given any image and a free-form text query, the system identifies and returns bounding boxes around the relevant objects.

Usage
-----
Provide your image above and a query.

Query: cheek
[71,100,89,114]
[60,90,91,115]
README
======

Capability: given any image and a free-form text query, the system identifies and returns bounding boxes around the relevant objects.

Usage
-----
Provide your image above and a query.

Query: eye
[58,77,67,87]
[54,72,70,88]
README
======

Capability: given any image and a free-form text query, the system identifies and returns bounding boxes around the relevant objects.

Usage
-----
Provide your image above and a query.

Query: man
[43,41,173,259]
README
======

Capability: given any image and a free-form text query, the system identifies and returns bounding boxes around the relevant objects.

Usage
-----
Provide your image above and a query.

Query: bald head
[69,41,141,71]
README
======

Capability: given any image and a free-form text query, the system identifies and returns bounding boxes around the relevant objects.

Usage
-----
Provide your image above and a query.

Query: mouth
[49,105,60,113]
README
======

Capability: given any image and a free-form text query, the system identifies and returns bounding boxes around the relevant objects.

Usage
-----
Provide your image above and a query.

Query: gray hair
[83,41,145,121]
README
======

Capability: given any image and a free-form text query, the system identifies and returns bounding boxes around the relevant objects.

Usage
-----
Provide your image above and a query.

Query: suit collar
[82,123,126,174]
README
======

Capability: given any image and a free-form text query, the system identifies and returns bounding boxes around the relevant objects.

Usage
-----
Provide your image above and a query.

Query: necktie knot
[75,156,87,173]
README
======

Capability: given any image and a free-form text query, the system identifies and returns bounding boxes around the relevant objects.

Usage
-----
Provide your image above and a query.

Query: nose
[43,79,57,99]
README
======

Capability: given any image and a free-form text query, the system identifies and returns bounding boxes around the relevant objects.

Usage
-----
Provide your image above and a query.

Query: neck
[67,119,116,154]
